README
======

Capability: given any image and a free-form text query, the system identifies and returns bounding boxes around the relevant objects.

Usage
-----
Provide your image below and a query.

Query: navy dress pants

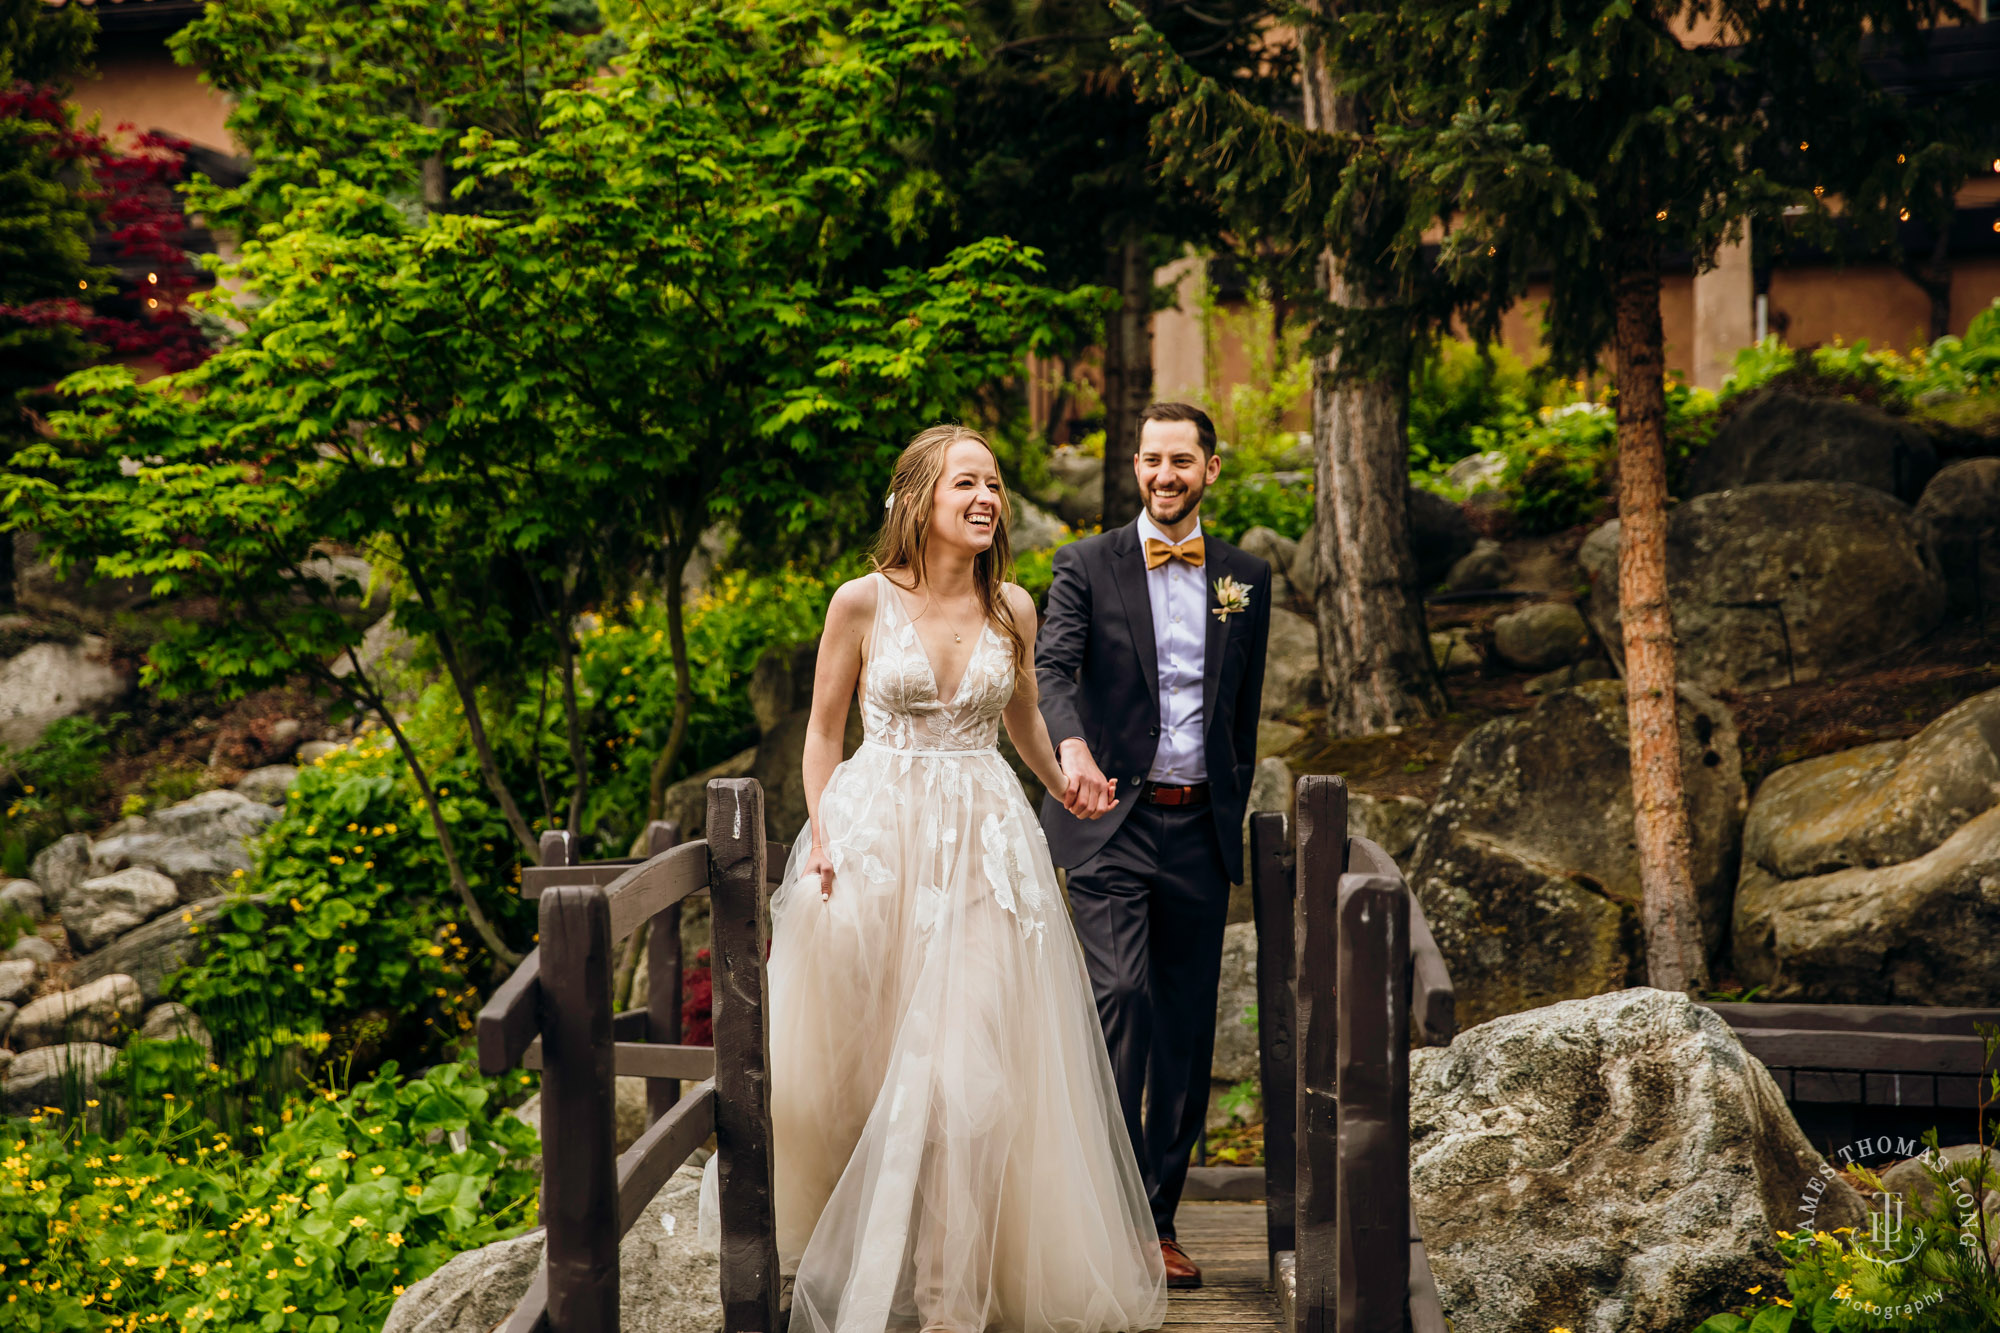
[1064,799,1231,1241]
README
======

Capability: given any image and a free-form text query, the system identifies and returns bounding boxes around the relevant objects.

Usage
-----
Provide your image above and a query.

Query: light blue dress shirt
[1135,509,1208,784]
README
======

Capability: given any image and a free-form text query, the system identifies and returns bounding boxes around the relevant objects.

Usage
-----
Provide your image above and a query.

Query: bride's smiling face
[926,439,1004,558]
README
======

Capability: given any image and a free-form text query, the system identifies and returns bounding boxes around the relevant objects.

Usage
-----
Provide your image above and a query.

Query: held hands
[1058,738,1119,821]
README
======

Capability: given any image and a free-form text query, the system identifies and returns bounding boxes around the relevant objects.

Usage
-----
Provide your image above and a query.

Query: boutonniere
[1212,575,1252,621]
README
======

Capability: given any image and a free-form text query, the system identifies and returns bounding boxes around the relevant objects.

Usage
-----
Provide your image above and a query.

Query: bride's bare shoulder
[823,571,880,629]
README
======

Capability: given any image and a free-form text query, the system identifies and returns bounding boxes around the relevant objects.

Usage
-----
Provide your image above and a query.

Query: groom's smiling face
[1135,419,1221,531]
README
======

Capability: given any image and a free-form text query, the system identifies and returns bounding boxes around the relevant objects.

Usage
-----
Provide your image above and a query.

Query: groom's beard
[1144,478,1205,527]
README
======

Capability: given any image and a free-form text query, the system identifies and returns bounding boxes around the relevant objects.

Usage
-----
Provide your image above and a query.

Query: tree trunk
[1300,18,1443,735]
[647,539,697,822]
[1100,234,1152,531]
[1898,220,1952,344]
[1611,263,1708,995]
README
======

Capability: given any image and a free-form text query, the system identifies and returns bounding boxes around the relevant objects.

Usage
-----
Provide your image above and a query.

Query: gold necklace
[917,593,981,644]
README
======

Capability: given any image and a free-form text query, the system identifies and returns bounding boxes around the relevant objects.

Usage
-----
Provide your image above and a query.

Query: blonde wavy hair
[872,424,1030,690]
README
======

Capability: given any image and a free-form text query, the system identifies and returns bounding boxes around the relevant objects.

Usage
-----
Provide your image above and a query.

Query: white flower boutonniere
[1212,575,1252,621]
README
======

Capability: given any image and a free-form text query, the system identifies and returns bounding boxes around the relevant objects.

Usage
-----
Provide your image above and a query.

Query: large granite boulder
[1210,922,1259,1085]
[1,1042,121,1117]
[1412,988,1864,1333]
[1732,687,2000,1003]
[1348,792,1428,864]
[745,639,863,843]
[1046,449,1104,529]
[0,957,35,1004]
[29,831,90,909]
[1235,527,1298,606]
[382,1163,718,1333]
[67,893,253,1003]
[87,789,281,900]
[1490,601,1592,671]
[1259,607,1320,721]
[1579,482,1946,693]
[1,878,45,919]
[0,636,129,749]
[1289,490,1476,600]
[1686,389,1937,503]
[1915,458,2000,617]
[10,973,144,1050]
[1407,681,1745,1027]
[62,867,179,952]
[234,764,300,806]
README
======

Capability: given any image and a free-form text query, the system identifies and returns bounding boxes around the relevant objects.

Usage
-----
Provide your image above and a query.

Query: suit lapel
[1201,540,1228,723]
[1107,520,1160,703]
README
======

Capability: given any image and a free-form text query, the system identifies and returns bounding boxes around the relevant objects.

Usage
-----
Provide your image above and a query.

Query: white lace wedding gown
[758,572,1167,1333]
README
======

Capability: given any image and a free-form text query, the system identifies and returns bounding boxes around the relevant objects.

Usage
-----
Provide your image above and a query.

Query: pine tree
[1329,0,1962,992]
[1121,3,1452,734]
[919,0,1289,527]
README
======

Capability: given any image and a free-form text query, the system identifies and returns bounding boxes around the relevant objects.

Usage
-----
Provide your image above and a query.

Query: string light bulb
[146,298,158,309]
[77,280,88,290]
[1897,154,1906,164]
[1656,209,1668,220]
[1899,208,1911,221]
[1798,141,1809,151]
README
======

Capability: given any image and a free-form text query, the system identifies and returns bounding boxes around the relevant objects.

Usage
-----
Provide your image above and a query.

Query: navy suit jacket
[1034,519,1272,884]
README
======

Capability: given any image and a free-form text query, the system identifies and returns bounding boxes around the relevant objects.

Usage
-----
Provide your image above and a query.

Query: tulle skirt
[761,741,1166,1333]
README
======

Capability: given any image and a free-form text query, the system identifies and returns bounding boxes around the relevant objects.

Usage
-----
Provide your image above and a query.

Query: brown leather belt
[1143,781,1210,807]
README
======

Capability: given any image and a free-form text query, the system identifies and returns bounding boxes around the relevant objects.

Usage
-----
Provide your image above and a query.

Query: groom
[1036,402,1272,1289]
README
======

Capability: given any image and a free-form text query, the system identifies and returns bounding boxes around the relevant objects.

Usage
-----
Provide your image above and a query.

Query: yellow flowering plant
[167,697,527,1078]
[0,1061,538,1332]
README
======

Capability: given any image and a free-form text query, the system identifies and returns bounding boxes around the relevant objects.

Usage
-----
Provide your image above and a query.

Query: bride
[762,424,1168,1333]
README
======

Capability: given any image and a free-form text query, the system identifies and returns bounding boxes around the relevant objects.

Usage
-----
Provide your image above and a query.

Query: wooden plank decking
[1168,1203,1284,1333]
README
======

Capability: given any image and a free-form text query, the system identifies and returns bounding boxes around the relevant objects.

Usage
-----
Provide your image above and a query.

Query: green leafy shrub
[1203,474,1315,544]
[0,715,117,876]
[1498,380,1719,535]
[0,1060,538,1333]
[573,557,869,848]
[1407,339,1557,472]
[169,705,525,1078]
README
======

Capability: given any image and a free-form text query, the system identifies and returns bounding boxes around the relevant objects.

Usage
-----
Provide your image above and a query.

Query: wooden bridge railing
[476,777,788,1333]
[476,769,1455,1333]
[1253,773,1454,1333]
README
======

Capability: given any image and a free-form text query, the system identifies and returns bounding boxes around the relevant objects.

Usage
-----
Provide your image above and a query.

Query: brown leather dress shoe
[1161,1238,1202,1289]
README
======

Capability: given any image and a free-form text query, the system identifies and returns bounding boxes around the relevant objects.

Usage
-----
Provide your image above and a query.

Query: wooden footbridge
[475,773,1456,1333]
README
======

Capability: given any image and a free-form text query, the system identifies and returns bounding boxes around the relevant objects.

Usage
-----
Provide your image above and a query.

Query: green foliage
[0,1060,539,1333]
[1203,476,1314,546]
[1407,340,1558,473]
[0,714,115,874]
[1721,302,2000,409]
[1193,293,1315,545]
[6,0,1096,967]
[168,707,523,1074]
[574,559,869,846]
[1498,380,1718,536]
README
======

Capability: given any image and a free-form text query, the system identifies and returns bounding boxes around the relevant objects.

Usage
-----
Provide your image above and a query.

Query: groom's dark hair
[1138,402,1217,457]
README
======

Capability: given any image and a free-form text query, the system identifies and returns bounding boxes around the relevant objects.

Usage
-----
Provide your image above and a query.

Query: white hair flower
[884,494,895,511]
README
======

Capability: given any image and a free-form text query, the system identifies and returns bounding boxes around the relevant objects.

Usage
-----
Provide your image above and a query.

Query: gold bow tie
[1144,535,1205,570]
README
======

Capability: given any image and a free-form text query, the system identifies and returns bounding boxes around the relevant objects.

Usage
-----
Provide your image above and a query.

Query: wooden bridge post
[708,778,780,1333]
[1335,871,1410,1333]
[1293,774,1347,1333]
[540,829,577,870]
[538,883,619,1333]
[642,819,684,1124]
[1249,810,1297,1267]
